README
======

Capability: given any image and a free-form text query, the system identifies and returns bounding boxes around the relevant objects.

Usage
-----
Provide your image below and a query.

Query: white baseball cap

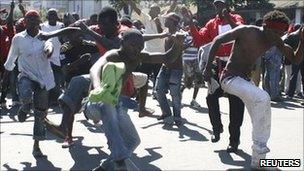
[213,0,226,4]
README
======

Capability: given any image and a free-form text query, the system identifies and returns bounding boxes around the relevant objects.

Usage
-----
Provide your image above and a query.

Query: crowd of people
[0,0,303,170]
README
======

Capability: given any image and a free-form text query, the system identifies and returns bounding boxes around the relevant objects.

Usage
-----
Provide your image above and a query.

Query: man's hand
[79,21,89,32]
[222,9,231,21]
[37,32,50,41]
[10,1,15,10]
[18,3,25,12]
[44,44,53,58]
[183,9,193,25]
[172,32,185,46]
[202,68,212,82]
[161,30,171,38]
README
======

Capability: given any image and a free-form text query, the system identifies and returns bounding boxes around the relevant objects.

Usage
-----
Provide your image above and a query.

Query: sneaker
[226,144,238,153]
[190,99,201,108]
[296,93,304,99]
[62,137,74,148]
[32,147,46,158]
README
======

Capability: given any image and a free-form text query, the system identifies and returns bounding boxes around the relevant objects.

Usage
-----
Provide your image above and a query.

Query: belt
[216,56,229,62]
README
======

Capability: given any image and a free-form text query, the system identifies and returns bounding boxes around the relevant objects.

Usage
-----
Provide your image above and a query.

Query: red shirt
[89,24,130,55]
[0,25,15,64]
[190,13,244,57]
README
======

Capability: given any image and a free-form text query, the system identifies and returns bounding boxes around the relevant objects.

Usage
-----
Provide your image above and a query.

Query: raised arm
[203,26,241,81]
[127,0,141,16]
[18,3,26,17]
[6,1,15,28]
[163,0,177,15]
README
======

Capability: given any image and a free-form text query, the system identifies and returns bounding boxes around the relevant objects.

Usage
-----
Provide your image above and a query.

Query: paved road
[1,87,303,170]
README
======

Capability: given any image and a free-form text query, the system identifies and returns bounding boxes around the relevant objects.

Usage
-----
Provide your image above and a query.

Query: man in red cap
[4,9,54,158]
[203,10,303,169]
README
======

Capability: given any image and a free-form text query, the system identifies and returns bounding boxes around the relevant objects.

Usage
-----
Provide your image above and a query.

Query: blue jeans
[85,97,140,162]
[58,74,91,113]
[264,46,282,99]
[18,76,48,140]
[286,61,303,97]
[155,66,183,118]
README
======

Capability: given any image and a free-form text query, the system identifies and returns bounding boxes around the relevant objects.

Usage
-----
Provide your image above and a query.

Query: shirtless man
[203,10,303,168]
[88,29,184,170]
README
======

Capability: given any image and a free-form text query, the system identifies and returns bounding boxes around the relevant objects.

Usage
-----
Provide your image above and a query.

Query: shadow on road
[68,137,107,170]
[162,123,208,142]
[141,118,211,142]
[131,147,162,171]
[2,163,18,171]
[78,119,104,134]
[1,106,19,122]
[271,100,303,110]
[142,118,209,142]
[182,103,209,114]
[20,158,61,171]
[214,149,251,170]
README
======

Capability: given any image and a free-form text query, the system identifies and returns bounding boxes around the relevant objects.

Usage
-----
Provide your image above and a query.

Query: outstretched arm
[78,21,115,50]
[143,32,170,41]
[38,27,81,40]
[141,33,184,64]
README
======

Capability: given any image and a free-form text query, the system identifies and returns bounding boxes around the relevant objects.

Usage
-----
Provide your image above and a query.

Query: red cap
[25,10,40,18]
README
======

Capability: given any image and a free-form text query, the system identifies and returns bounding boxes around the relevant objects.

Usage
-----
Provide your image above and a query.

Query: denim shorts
[18,76,48,110]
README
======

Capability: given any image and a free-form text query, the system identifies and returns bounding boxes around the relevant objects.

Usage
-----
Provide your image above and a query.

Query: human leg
[227,94,245,152]
[155,66,172,120]
[221,76,271,168]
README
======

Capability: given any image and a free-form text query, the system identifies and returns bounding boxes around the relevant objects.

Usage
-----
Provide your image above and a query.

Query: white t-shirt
[133,12,165,53]
[40,22,64,66]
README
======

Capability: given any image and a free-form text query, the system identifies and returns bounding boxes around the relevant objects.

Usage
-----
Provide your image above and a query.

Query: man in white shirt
[40,8,64,105]
[4,10,54,158]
